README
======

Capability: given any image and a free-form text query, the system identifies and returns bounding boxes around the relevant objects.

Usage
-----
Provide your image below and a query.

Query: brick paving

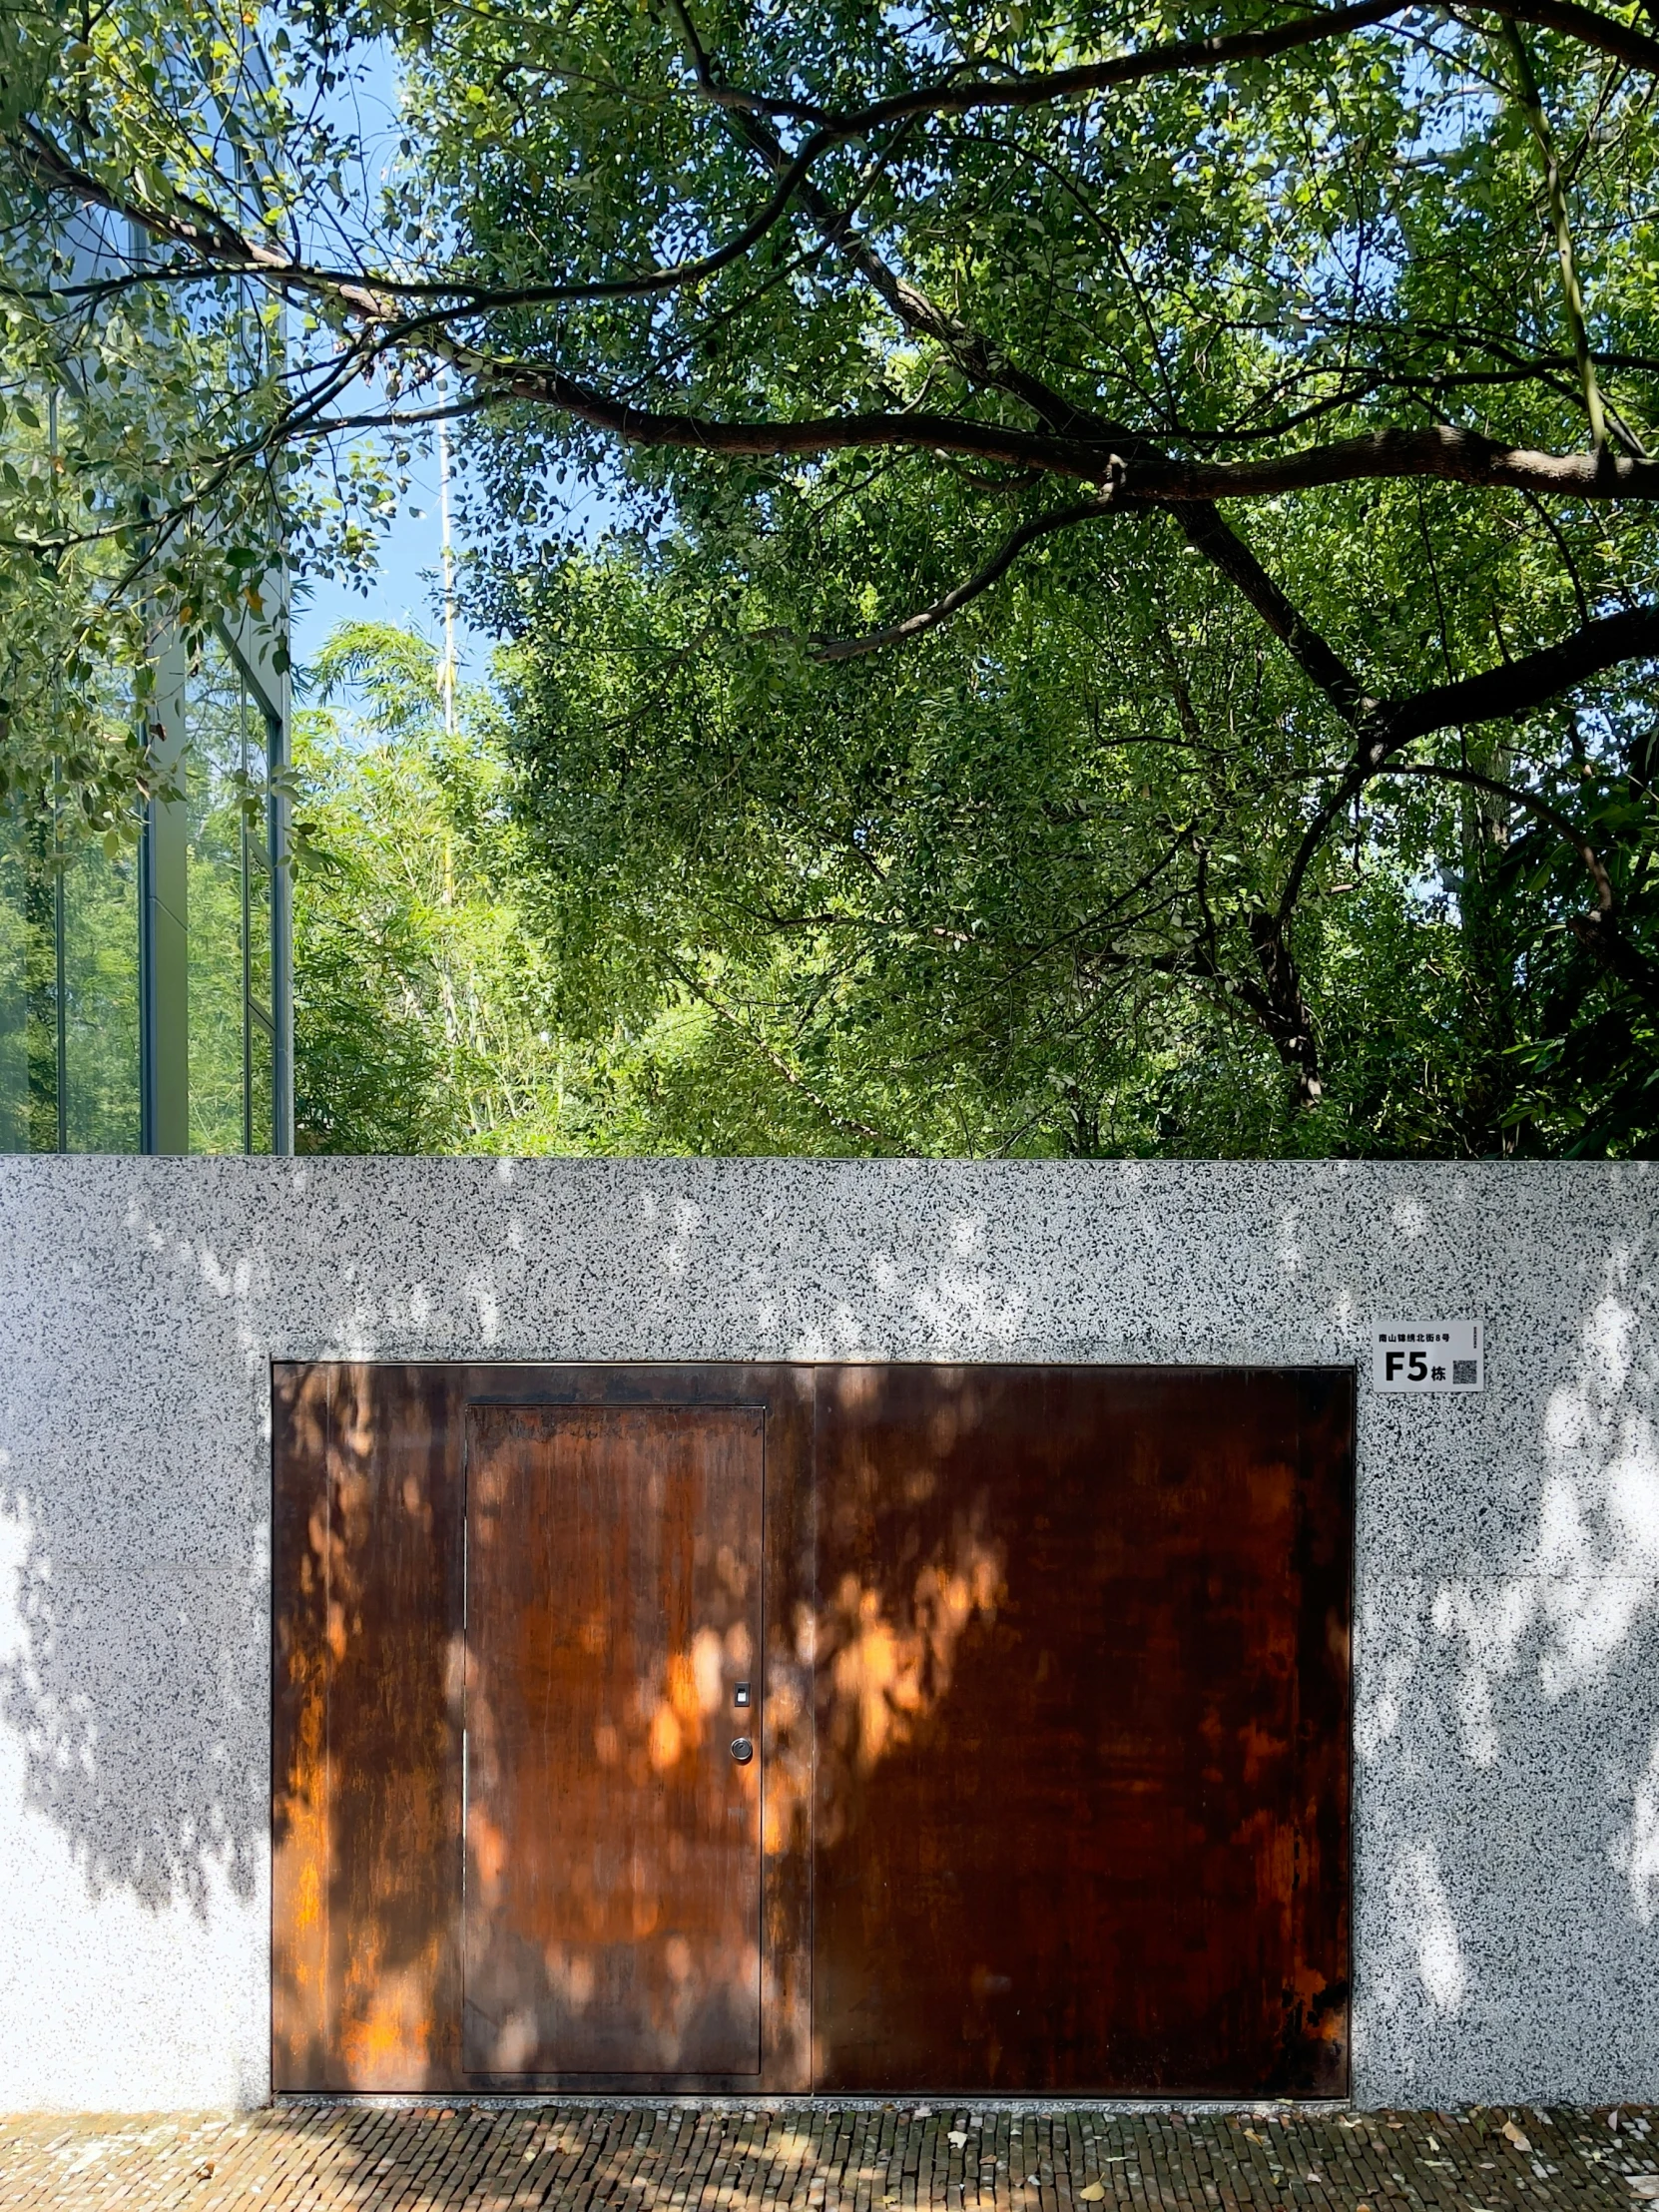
[1,2101,1655,2212]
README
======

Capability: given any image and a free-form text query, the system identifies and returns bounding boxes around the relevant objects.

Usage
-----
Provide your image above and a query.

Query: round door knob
[731,1737,754,1765]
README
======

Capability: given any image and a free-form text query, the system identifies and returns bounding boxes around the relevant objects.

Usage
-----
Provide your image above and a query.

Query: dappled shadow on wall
[0,1469,265,1920]
[7,1160,1659,2112]
[1356,1218,1659,2092]
[0,1180,298,1929]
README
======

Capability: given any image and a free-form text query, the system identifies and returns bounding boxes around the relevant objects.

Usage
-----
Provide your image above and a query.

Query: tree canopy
[292,621,595,1153]
[5,0,1659,1145]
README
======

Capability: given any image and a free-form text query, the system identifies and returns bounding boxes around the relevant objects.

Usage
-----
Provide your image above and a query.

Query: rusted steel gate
[273,1363,1352,2097]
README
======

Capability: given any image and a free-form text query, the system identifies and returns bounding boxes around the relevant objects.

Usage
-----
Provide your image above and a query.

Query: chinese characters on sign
[1371,1319,1482,1393]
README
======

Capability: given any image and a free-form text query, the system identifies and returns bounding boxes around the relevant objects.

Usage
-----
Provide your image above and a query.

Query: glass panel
[0,812,28,1151]
[186,638,250,1154]
[249,1005,275,1154]
[62,835,140,1151]
[19,824,60,1152]
[248,716,273,1020]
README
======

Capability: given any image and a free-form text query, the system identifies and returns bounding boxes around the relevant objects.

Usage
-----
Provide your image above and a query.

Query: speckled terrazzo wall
[1,1155,1657,2111]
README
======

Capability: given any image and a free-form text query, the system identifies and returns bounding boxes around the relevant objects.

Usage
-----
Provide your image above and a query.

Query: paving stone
[0,2105,1654,2212]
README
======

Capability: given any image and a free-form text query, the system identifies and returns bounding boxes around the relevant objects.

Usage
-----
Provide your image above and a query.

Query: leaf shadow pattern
[1355,1241,1659,2100]
[806,1361,1354,2096]
[0,1298,270,1918]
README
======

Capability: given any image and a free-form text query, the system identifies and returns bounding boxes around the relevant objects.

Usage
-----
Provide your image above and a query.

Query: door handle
[730,1737,754,1765]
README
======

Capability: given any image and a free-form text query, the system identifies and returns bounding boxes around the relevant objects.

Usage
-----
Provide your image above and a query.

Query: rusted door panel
[271,1361,332,2091]
[272,1362,466,2092]
[811,1364,1353,2096]
[325,1364,467,2089]
[462,1402,764,2076]
[524,1365,818,2092]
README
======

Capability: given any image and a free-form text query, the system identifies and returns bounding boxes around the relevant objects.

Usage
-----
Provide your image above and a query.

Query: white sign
[1373,1319,1482,1392]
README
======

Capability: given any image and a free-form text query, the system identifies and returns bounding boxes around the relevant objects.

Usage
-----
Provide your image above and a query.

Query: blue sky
[287,440,484,688]
[286,34,626,710]
[284,40,478,691]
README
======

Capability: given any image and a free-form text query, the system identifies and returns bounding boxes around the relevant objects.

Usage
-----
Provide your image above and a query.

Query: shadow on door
[462,1403,763,2077]
[273,1361,1352,2096]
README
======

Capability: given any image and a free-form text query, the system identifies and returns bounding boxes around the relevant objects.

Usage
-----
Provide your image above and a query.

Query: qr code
[1452,1360,1476,1385]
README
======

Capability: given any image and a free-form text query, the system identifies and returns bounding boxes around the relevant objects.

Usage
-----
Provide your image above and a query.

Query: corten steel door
[273,1359,1350,2097]
[462,1402,765,2075]
[811,1365,1352,2095]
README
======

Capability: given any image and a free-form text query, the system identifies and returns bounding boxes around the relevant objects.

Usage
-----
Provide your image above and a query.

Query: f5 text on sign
[1372,1319,1483,1393]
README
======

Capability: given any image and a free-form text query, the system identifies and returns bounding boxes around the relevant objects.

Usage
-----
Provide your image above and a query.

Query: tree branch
[16,116,816,313]
[1381,758,1659,1012]
[31,64,1659,514]
[685,0,1401,124]
[438,346,1659,504]
[682,46,1380,757]
[1275,602,1659,930]
[1384,603,1659,745]
[1120,425,1659,500]
[1177,505,1372,723]
[1483,0,1659,73]
[1384,759,1612,904]
[685,0,1659,134]
[801,497,1122,660]
[1493,17,1609,452]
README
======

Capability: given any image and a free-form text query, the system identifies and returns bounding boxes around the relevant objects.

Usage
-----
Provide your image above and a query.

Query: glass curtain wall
[186,632,280,1155]
[0,807,143,1154]
[1,44,291,1158]
[0,623,289,1155]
